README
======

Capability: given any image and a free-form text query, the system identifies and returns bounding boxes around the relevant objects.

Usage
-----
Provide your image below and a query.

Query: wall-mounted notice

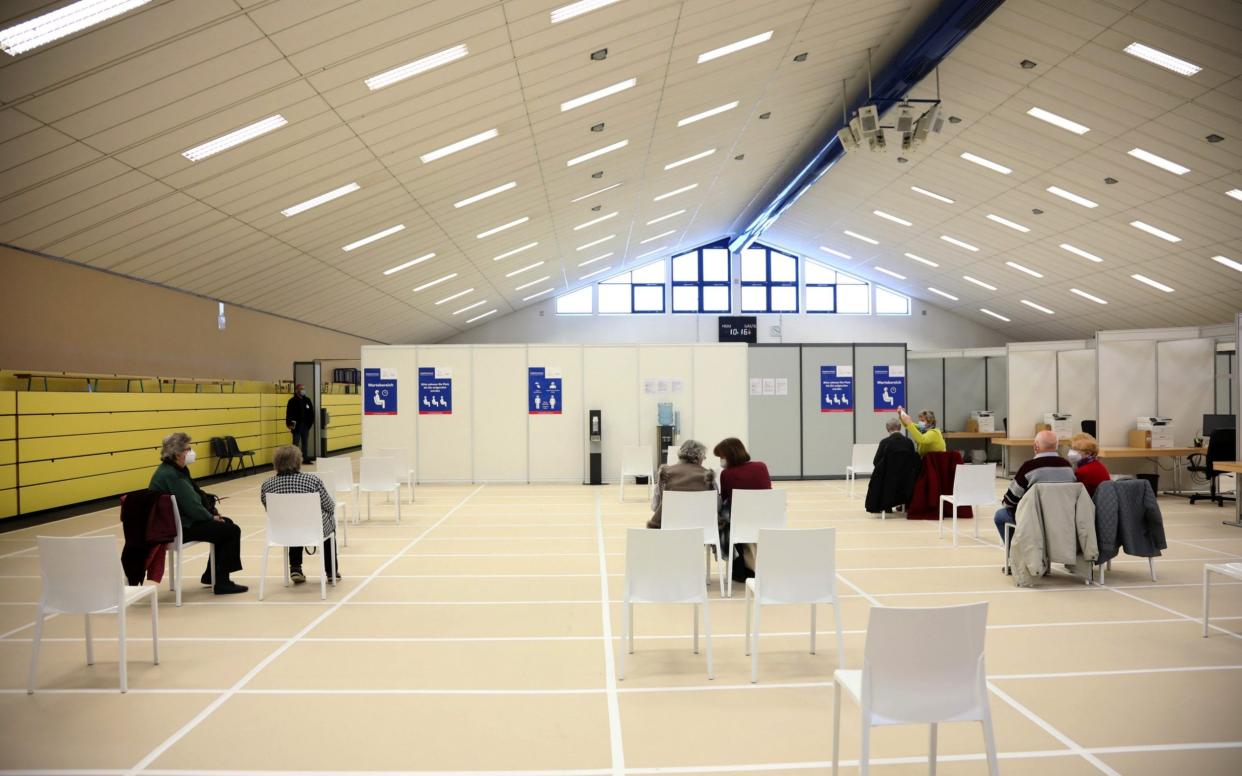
[418,367,453,415]
[872,365,905,412]
[820,365,854,413]
[363,368,398,415]
[762,378,776,396]
[775,378,788,396]
[528,367,562,415]
[750,378,763,396]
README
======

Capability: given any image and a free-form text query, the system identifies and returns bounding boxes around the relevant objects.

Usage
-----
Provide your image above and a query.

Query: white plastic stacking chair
[619,527,713,680]
[620,445,654,502]
[28,536,159,694]
[745,528,844,683]
[166,496,215,607]
[832,602,998,776]
[662,490,725,597]
[316,457,359,522]
[845,443,879,499]
[938,464,998,546]
[665,445,678,466]
[260,493,337,601]
[726,489,788,597]
[377,447,415,504]
[310,468,348,548]
[359,456,401,524]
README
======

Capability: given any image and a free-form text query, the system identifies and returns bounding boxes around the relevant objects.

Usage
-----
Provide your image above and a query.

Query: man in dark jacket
[874,419,915,467]
[285,384,316,463]
[865,420,920,514]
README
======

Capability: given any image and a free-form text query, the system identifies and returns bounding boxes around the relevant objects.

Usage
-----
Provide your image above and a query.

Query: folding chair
[166,496,215,607]
[726,489,787,597]
[662,490,725,597]
[377,447,415,504]
[359,457,401,524]
[224,435,256,472]
[310,468,348,548]
[938,464,998,546]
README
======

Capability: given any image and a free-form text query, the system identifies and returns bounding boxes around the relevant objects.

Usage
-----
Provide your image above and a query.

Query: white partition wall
[361,345,417,462]
[583,345,640,482]
[472,346,527,482]
[1096,339,1156,447]
[693,346,749,455]
[418,346,473,482]
[1157,338,1216,447]
[1056,349,1097,433]
[1006,345,1063,438]
[529,345,583,481]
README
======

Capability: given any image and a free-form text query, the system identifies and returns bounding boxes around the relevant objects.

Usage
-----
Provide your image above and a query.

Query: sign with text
[528,367,562,415]
[418,367,453,415]
[820,365,854,412]
[363,368,397,415]
[872,365,905,412]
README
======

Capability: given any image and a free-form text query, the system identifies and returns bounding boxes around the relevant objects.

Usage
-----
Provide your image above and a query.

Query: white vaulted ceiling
[764,0,1242,340]
[0,0,936,343]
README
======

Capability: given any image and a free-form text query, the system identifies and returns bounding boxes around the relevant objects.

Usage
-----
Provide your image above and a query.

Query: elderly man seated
[994,429,1075,543]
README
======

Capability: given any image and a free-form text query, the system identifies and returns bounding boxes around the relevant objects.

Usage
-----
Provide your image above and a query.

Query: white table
[1203,562,1242,637]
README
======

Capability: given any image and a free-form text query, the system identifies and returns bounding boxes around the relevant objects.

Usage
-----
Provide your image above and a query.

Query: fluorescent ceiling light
[1130,220,1181,242]
[434,288,474,305]
[455,181,516,208]
[635,245,668,259]
[677,101,739,127]
[1005,261,1043,278]
[1059,243,1103,263]
[493,242,538,261]
[1210,255,1242,273]
[980,308,1010,322]
[960,152,1012,175]
[1128,148,1190,175]
[561,78,637,112]
[654,183,698,201]
[843,230,878,245]
[571,182,622,203]
[505,261,545,277]
[578,252,613,267]
[1131,273,1174,292]
[697,30,773,64]
[183,114,287,161]
[1225,189,1242,202]
[1026,107,1090,135]
[414,273,457,292]
[1046,185,1098,208]
[928,287,959,301]
[281,182,360,217]
[574,212,619,230]
[904,252,939,268]
[580,265,613,280]
[365,44,468,90]
[873,210,912,227]
[1070,288,1108,305]
[1123,42,1201,76]
[819,247,851,260]
[551,0,620,24]
[641,229,675,244]
[382,252,435,276]
[515,275,551,291]
[940,235,979,252]
[646,209,685,225]
[577,234,616,251]
[1021,299,1055,314]
[523,288,555,301]
[476,217,529,239]
[342,224,405,252]
[567,139,628,167]
[911,185,954,204]
[664,149,715,170]
[453,300,487,315]
[874,267,906,280]
[466,309,497,323]
[986,213,1030,232]
[963,276,997,291]
[1,0,153,56]
[420,128,498,163]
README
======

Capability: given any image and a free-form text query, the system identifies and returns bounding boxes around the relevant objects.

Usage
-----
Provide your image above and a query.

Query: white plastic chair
[620,445,654,502]
[833,602,998,776]
[166,496,216,607]
[745,528,844,683]
[310,469,348,548]
[359,456,401,524]
[619,527,713,680]
[845,443,879,499]
[377,447,415,504]
[28,536,159,694]
[260,493,337,601]
[662,490,725,597]
[316,457,359,523]
[938,464,998,546]
[665,445,678,466]
[726,489,788,597]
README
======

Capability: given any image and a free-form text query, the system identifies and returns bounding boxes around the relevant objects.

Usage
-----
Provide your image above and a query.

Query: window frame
[740,244,799,313]
[671,245,731,314]
[598,260,667,315]
[554,285,594,315]
[874,285,912,316]
[804,259,870,315]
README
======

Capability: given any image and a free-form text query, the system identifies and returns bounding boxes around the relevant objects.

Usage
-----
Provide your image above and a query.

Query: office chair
[1189,429,1236,507]
[1081,419,1097,437]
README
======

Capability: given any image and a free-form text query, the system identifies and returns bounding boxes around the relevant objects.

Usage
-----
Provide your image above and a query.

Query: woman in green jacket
[149,432,248,595]
[898,406,947,456]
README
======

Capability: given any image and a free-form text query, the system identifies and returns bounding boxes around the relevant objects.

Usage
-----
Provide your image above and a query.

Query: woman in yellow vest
[898,405,946,456]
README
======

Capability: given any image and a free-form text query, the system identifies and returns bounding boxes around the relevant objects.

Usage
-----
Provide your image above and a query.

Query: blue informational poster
[363,368,397,416]
[872,365,906,412]
[528,367,562,415]
[418,367,453,415]
[819,365,854,413]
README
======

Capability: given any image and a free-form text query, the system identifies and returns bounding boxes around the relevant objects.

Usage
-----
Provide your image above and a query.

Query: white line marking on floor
[834,572,878,606]
[987,681,1121,775]
[1105,584,1242,641]
[594,492,625,776]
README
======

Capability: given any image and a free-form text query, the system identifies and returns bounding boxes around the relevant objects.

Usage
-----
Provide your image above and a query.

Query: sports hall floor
[1,455,1240,775]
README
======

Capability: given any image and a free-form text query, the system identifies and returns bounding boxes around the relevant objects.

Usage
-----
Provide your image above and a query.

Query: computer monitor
[1203,414,1236,436]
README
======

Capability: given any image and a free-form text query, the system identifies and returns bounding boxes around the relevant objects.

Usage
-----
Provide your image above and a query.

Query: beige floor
[1,458,1240,775]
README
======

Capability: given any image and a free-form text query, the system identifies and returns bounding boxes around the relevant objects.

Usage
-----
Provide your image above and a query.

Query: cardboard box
[965,418,979,432]
[1128,429,1151,448]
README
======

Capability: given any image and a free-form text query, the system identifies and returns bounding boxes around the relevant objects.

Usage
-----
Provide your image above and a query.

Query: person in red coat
[714,437,771,581]
[1068,432,1110,496]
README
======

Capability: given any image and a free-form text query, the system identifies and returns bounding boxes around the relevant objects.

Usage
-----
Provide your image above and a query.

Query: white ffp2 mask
[184,449,197,465]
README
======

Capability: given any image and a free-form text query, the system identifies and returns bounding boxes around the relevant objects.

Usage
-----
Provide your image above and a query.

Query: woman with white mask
[1068,432,1110,497]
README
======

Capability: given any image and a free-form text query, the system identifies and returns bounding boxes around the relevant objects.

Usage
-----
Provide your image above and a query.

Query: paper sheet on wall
[643,379,657,394]
[762,378,775,395]
[775,378,788,396]
[657,379,670,393]
[670,379,683,393]
[750,378,762,396]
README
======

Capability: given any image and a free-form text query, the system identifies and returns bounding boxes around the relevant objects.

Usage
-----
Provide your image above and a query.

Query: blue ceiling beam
[728,0,1006,254]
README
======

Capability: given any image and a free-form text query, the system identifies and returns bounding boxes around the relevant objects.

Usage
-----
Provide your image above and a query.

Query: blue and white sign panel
[363,368,397,416]
[418,367,453,415]
[528,367,562,415]
[872,365,905,412]
[820,365,854,413]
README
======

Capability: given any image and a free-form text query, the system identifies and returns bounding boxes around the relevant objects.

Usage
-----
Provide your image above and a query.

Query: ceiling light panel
[874,267,905,280]
[578,252,613,267]
[1211,255,1242,273]
[1225,189,1242,202]
[578,234,616,250]
[1045,185,1098,208]
[342,224,405,251]
[580,265,613,280]
[843,230,878,245]
[677,101,739,127]
[567,139,628,166]
[1020,299,1055,314]
[1131,273,1174,292]
[435,288,474,305]
[1070,288,1108,304]
[654,183,698,201]
[420,129,498,163]
[414,273,457,292]
[1127,148,1190,175]
[697,30,774,64]
[574,212,619,230]
[505,261,545,277]
[453,300,487,315]
[646,210,685,225]
[1123,42,1201,76]
[928,287,959,301]
[365,44,468,90]
[872,210,912,227]
[183,115,287,161]
[454,181,516,208]
[819,247,851,260]
[1129,220,1181,242]
[904,252,939,267]
[960,152,1012,175]
[664,149,715,170]
[476,217,529,239]
[1059,243,1104,263]
[636,245,668,259]
[466,309,497,323]
[939,235,979,252]
[1026,107,1090,135]
[382,252,434,276]
[641,229,675,244]
[561,78,637,112]
[1006,261,1043,278]
[1,0,153,56]
[515,276,551,291]
[980,308,1010,322]
[986,214,1030,232]
[571,183,623,203]
[963,276,997,290]
[493,242,538,261]
[281,182,360,217]
[911,186,954,204]
[523,288,554,301]
[551,0,621,24]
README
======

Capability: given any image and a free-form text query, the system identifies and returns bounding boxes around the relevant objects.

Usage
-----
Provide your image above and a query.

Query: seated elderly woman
[897,405,946,456]
[1068,432,1110,496]
[647,439,717,530]
[714,437,771,580]
[149,432,247,595]
[259,445,339,584]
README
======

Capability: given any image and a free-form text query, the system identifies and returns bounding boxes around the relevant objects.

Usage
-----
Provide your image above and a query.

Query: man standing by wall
[286,383,316,463]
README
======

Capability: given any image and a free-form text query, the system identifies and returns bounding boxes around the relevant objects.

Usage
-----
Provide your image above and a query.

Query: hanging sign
[363,368,398,415]
[528,367,562,415]
[872,365,905,412]
[418,367,453,415]
[820,365,854,413]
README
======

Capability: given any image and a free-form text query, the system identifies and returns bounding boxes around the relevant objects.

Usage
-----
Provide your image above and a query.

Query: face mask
[184,449,197,465]
[1066,449,1082,465]
[915,422,927,432]
[719,459,727,469]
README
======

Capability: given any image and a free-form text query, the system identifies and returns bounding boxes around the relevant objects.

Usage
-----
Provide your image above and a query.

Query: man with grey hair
[874,417,915,467]
[647,439,717,529]
[994,429,1074,541]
